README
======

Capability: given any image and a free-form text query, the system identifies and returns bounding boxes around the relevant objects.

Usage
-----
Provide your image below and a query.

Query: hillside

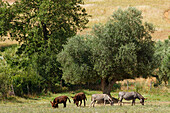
[0,0,170,47]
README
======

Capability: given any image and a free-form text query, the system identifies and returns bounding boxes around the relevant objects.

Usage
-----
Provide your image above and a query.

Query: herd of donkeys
[50,91,147,108]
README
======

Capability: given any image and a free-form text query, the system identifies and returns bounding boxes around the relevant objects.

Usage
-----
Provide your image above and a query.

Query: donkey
[71,92,87,107]
[90,94,114,107]
[118,92,147,106]
[50,96,71,108]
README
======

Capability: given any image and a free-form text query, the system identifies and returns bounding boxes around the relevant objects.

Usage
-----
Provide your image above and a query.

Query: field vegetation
[0,89,170,113]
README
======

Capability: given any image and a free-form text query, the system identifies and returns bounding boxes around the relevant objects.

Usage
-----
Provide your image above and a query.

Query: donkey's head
[140,98,147,105]
[50,101,57,108]
[107,95,114,106]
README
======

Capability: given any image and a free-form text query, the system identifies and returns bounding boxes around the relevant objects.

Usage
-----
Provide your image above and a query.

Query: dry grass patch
[1,0,170,46]
[82,0,170,40]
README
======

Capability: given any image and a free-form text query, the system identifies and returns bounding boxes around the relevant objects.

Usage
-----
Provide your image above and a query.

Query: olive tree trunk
[97,78,118,104]
[101,78,116,96]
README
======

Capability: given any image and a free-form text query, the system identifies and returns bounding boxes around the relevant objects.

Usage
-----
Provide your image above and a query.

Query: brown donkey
[50,96,71,108]
[71,92,87,107]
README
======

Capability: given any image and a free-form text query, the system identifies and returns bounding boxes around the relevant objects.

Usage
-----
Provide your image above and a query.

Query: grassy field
[0,90,170,113]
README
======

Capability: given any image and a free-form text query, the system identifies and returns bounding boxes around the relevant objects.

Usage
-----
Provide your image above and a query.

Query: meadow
[0,89,170,113]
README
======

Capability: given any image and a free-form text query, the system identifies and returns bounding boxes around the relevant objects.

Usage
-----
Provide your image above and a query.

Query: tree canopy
[154,38,170,85]
[58,7,156,95]
[0,0,89,54]
[0,0,89,94]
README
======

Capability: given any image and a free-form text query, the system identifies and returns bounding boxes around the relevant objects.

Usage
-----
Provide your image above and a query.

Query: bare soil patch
[152,30,170,41]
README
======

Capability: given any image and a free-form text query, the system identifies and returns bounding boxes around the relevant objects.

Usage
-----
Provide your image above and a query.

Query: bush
[112,83,121,90]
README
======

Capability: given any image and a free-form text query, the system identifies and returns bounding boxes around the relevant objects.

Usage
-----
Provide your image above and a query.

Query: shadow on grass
[22,96,39,100]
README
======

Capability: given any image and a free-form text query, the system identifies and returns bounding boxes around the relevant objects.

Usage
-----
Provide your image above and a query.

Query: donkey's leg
[92,100,96,107]
[76,101,79,107]
[90,100,94,107]
[90,101,93,107]
[84,99,86,107]
[104,99,106,106]
[63,102,66,108]
[119,97,123,106]
[56,104,58,108]
[132,99,135,106]
[80,100,82,107]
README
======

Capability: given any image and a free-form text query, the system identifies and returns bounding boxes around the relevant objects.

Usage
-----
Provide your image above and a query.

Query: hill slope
[1,0,169,47]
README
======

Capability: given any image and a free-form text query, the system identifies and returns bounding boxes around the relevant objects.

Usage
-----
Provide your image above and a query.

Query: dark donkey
[50,96,71,108]
[71,92,87,107]
[118,92,147,106]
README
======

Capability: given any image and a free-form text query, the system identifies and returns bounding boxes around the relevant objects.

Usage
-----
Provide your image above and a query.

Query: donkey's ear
[50,101,53,104]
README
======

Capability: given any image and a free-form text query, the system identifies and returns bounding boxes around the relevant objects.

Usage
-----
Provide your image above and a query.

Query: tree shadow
[0,96,23,103]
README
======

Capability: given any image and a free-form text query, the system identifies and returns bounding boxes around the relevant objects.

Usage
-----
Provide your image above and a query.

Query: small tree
[58,7,155,95]
[0,45,17,98]
[58,35,96,84]
[154,38,170,85]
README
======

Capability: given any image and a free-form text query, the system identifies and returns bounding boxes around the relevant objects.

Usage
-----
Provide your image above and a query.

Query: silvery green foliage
[154,38,170,84]
[58,35,95,83]
[91,7,155,80]
[58,7,155,86]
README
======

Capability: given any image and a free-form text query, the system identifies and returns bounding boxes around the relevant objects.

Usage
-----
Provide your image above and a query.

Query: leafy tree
[154,38,170,85]
[58,7,156,95]
[0,45,18,98]
[58,35,95,84]
[0,45,40,96]
[0,0,89,93]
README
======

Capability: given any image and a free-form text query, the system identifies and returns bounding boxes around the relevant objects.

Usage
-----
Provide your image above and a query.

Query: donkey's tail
[67,97,71,103]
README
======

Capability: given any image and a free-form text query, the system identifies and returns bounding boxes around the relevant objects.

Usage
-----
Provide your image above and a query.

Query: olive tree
[58,7,156,95]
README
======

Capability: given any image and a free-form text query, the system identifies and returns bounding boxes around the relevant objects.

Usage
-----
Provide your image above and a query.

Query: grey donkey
[118,91,147,106]
[90,94,114,107]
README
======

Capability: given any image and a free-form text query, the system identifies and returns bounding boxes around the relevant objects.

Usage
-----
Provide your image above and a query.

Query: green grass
[0,90,170,113]
[0,104,169,113]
